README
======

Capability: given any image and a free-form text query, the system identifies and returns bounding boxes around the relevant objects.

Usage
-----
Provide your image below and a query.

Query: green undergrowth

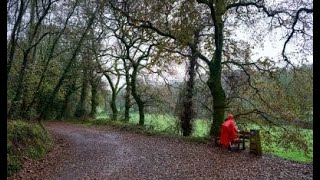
[7,120,52,177]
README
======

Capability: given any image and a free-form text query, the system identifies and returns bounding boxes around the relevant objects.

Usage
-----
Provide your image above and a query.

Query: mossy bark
[75,64,89,118]
[58,79,77,119]
[208,1,226,137]
[90,82,99,119]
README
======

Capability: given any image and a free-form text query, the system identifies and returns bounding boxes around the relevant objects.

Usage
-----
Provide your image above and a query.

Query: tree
[98,61,125,121]
[23,0,80,119]
[122,58,132,122]
[177,29,202,136]
[109,0,313,136]
[7,0,28,81]
[8,0,58,119]
[102,5,158,125]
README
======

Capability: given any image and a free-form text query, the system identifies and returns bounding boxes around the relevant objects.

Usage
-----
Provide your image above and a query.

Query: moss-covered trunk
[208,64,226,137]
[208,1,226,137]
[75,65,89,118]
[58,80,76,120]
[90,82,98,119]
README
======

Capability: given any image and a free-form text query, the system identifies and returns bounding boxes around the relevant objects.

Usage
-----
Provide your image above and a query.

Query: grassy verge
[68,118,212,146]
[7,120,52,177]
[86,112,314,163]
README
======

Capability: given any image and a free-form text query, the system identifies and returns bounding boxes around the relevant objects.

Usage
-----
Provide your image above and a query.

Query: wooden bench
[214,130,262,155]
[214,130,251,151]
[238,131,251,150]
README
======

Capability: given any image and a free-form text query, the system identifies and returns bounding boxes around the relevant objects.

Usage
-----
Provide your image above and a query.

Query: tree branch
[281,7,313,67]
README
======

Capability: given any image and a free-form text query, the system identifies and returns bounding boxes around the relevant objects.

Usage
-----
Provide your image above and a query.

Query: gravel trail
[9,121,313,179]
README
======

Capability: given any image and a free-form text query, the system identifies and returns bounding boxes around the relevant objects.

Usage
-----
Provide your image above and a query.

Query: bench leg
[230,141,240,152]
[242,139,245,150]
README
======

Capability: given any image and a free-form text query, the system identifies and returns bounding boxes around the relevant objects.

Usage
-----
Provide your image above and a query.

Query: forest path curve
[9,121,313,180]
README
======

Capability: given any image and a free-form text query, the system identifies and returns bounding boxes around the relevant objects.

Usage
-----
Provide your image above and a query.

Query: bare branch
[282,7,313,68]
[226,1,290,17]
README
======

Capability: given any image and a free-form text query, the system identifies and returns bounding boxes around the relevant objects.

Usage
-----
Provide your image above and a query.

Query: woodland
[7,0,313,177]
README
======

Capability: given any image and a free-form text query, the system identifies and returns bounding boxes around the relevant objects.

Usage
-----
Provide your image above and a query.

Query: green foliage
[7,120,51,177]
[237,122,313,163]
[37,88,65,119]
[227,66,313,128]
[7,155,21,177]
[129,113,180,135]
[192,120,210,137]
[96,111,109,120]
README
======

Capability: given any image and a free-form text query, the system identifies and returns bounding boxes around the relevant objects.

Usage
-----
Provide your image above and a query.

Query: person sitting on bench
[220,113,239,151]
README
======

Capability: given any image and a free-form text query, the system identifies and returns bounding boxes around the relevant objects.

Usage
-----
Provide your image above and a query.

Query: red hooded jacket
[220,114,238,148]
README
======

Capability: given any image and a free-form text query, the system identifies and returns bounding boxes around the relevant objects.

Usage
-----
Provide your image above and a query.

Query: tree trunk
[75,65,89,118]
[7,0,25,81]
[137,102,145,126]
[59,91,73,120]
[208,3,226,137]
[180,30,199,137]
[208,63,226,137]
[110,92,118,120]
[101,69,119,121]
[58,79,77,120]
[180,59,196,136]
[90,79,100,119]
[131,66,144,125]
[90,88,98,118]
[124,63,131,122]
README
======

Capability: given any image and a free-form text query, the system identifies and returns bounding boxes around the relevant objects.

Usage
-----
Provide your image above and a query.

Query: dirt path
[10,121,313,179]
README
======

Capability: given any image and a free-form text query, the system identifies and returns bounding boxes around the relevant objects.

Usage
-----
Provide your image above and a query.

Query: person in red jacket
[220,113,239,150]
